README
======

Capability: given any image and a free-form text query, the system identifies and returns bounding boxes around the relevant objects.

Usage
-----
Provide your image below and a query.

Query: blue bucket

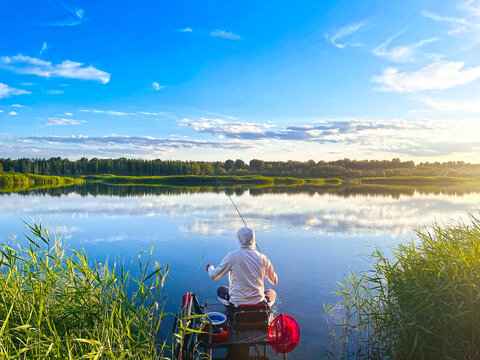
[204,312,227,326]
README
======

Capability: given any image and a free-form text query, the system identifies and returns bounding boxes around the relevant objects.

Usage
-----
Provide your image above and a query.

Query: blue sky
[1,0,480,161]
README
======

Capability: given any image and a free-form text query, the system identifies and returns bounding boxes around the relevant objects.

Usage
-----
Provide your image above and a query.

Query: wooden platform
[205,329,269,349]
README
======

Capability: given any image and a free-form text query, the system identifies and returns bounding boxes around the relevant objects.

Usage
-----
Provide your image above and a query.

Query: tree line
[1,157,479,178]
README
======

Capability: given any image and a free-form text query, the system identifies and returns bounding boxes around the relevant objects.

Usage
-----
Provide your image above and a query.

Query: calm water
[1,183,480,359]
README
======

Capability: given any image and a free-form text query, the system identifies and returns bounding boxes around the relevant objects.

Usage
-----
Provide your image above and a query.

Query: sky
[1,0,480,162]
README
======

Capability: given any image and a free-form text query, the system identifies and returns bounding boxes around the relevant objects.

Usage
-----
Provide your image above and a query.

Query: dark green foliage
[328,216,480,359]
[2,157,479,179]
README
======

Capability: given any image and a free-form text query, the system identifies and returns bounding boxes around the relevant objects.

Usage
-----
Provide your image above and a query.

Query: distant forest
[1,157,479,179]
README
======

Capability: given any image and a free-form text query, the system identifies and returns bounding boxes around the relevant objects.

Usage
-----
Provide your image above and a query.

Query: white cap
[236,227,256,249]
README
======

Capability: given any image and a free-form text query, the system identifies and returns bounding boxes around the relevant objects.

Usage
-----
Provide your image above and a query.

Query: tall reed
[326,215,480,359]
[0,221,169,359]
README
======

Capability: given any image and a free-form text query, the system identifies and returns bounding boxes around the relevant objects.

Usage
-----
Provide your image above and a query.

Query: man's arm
[264,256,278,285]
[207,253,232,280]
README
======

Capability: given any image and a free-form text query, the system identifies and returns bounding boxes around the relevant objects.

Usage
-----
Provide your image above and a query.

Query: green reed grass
[0,221,171,359]
[326,214,480,360]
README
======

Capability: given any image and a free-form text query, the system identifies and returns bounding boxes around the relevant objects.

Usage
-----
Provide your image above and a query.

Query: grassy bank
[327,215,480,359]
[84,174,342,187]
[0,172,84,187]
[0,221,170,359]
[358,175,476,185]
[0,173,84,192]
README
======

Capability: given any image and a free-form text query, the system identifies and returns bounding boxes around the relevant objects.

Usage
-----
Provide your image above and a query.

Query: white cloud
[372,61,480,92]
[420,95,480,113]
[180,117,415,142]
[137,111,169,116]
[178,27,193,32]
[325,22,365,48]
[462,0,480,16]
[8,111,17,116]
[0,83,30,99]
[80,109,170,117]
[0,55,110,84]
[152,82,165,91]
[421,8,480,36]
[80,109,129,116]
[373,32,439,63]
[11,104,22,108]
[46,117,84,126]
[51,6,86,27]
[4,116,478,159]
[46,89,64,95]
[65,112,73,116]
[21,134,253,151]
[39,42,49,56]
[210,30,241,40]
[421,10,467,26]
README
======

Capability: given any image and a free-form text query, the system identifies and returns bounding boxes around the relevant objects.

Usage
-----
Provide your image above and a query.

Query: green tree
[224,159,234,171]
[234,159,246,169]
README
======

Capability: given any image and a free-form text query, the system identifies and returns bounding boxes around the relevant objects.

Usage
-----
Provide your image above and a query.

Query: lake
[1,183,480,359]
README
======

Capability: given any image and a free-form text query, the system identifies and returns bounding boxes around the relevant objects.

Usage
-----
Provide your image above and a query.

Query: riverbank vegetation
[327,215,480,359]
[0,221,170,359]
[84,174,341,187]
[0,173,83,192]
[2,157,480,179]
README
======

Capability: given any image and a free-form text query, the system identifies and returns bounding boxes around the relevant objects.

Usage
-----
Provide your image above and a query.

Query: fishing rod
[199,175,262,269]
[213,176,261,253]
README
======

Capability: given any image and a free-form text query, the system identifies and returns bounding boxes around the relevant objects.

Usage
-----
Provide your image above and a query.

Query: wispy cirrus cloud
[39,42,50,56]
[421,2,480,38]
[46,118,84,126]
[325,22,365,48]
[80,109,129,116]
[0,83,30,99]
[79,109,171,117]
[46,89,64,95]
[0,55,110,84]
[372,61,480,92]
[462,0,480,16]
[136,111,169,116]
[152,82,165,90]
[210,29,241,40]
[177,27,241,40]
[50,5,86,27]
[373,32,440,63]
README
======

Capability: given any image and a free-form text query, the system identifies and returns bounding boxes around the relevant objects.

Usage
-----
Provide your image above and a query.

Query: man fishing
[205,226,278,308]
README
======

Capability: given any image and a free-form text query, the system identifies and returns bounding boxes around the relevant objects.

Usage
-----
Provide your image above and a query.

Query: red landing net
[268,313,300,354]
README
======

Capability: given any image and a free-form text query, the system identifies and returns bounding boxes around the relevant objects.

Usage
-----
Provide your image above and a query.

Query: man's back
[207,235,278,306]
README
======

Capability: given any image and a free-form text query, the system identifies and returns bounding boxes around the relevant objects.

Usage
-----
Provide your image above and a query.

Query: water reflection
[0,183,479,359]
[3,182,480,199]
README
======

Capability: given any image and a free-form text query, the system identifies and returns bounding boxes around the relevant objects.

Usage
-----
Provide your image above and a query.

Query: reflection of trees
[2,182,480,198]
